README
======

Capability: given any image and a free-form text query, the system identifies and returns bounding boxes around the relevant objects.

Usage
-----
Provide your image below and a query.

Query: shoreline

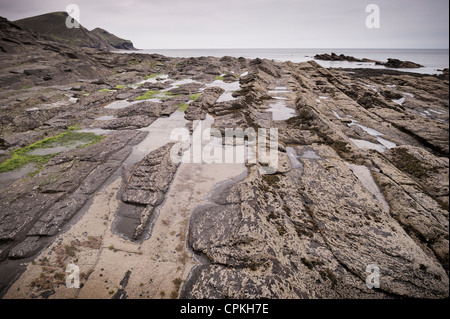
[0,22,448,299]
[113,48,449,75]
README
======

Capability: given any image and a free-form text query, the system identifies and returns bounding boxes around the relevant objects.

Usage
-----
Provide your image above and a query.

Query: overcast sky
[1,0,448,49]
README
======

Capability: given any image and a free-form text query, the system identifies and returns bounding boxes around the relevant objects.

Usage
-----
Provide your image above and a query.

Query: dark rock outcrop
[0,15,448,300]
[314,52,376,63]
[91,27,136,50]
[184,86,225,121]
[377,58,423,69]
[14,12,135,50]
[315,53,423,69]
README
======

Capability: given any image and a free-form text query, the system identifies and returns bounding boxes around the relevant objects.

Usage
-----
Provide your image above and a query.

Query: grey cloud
[0,0,448,49]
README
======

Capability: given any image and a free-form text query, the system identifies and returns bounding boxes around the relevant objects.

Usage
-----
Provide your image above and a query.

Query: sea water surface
[116,48,449,75]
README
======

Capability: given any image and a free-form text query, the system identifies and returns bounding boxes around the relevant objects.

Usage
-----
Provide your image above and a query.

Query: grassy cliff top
[14,12,135,50]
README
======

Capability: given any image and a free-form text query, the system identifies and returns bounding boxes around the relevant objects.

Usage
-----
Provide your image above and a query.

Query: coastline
[0,18,448,299]
[114,48,449,75]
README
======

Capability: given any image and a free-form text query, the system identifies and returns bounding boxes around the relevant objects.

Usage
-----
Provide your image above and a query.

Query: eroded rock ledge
[314,53,423,69]
[0,16,448,298]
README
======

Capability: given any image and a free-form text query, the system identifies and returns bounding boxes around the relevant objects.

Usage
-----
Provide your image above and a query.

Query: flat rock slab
[121,143,179,206]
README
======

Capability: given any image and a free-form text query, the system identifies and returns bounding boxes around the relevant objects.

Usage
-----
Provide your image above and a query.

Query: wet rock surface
[184,87,225,121]
[314,53,423,69]
[181,59,448,298]
[314,52,377,63]
[0,16,448,299]
[377,58,424,69]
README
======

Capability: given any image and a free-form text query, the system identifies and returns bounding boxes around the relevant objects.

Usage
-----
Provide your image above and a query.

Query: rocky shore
[0,16,448,299]
[314,52,424,68]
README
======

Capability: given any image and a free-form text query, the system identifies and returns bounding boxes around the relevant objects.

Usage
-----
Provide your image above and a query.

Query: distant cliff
[14,11,136,50]
[91,27,135,50]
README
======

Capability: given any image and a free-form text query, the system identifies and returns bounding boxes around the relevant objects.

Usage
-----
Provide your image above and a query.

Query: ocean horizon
[117,48,449,75]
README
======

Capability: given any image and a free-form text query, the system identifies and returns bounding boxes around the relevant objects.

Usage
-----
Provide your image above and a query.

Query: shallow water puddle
[268,87,290,94]
[299,149,322,159]
[350,124,396,149]
[95,115,117,121]
[0,163,37,188]
[124,110,189,166]
[268,101,297,121]
[26,95,77,111]
[28,144,81,156]
[104,100,142,109]
[79,128,114,135]
[286,147,303,170]
[359,82,378,92]
[349,138,386,153]
[376,137,396,149]
[340,116,397,151]
[68,97,78,104]
[104,111,247,296]
[129,75,198,103]
[201,79,240,103]
[403,92,414,98]
[332,110,344,120]
[129,74,169,89]
[346,163,390,214]
[139,74,169,84]
[392,97,406,105]
[6,108,249,298]
[428,108,445,115]
[392,92,415,106]
[349,123,383,137]
[169,78,198,87]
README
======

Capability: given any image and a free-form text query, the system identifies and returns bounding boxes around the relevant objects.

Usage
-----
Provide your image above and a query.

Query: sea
[116,48,449,75]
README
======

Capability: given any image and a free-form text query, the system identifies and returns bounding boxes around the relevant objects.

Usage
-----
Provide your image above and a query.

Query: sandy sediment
[0,17,448,299]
